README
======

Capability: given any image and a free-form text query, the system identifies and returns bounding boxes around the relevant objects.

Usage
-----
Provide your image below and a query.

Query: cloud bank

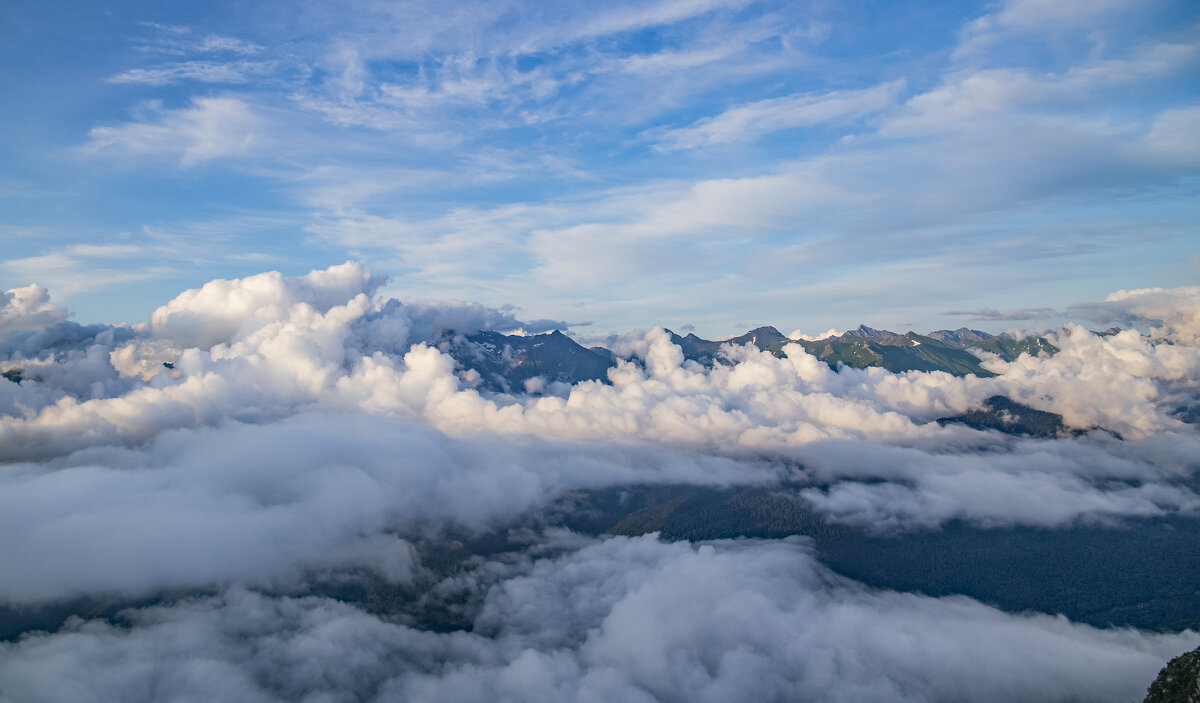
[2,537,1195,703]
[1,263,1198,701]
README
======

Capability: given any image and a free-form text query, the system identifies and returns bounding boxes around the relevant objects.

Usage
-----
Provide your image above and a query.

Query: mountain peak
[726,326,788,350]
[839,325,901,341]
[927,328,994,345]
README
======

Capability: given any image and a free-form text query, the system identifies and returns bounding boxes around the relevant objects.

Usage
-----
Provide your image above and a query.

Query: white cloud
[134,24,264,56]
[0,284,68,336]
[109,60,279,86]
[569,0,752,44]
[1,265,1198,701]
[883,41,1200,139]
[650,81,905,151]
[0,413,770,603]
[2,266,1198,533]
[71,0,1194,339]
[955,0,1144,58]
[982,0,1138,29]
[800,435,1199,530]
[299,86,1194,318]
[4,241,187,299]
[86,97,264,167]
[197,34,265,55]
[148,261,383,349]
[788,328,841,341]
[1070,286,1200,345]
[0,537,1194,703]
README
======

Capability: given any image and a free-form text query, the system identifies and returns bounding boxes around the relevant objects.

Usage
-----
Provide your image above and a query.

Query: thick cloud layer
[980,325,1200,437]
[1,264,1198,701]
[797,434,1199,530]
[1,537,1193,703]
[0,412,779,605]
[0,264,1196,526]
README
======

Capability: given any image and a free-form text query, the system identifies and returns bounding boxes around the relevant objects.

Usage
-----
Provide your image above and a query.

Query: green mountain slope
[937,396,1070,438]
[1144,646,1200,703]
[771,332,998,377]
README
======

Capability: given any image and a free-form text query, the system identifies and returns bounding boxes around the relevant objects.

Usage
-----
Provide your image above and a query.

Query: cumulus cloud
[1069,286,1200,345]
[788,327,841,341]
[0,284,67,335]
[980,325,1200,437]
[149,262,384,349]
[1,537,1193,703]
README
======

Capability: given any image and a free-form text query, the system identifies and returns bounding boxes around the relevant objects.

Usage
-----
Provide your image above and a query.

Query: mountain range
[778,325,1058,377]
[437,324,1062,393]
[0,322,1066,396]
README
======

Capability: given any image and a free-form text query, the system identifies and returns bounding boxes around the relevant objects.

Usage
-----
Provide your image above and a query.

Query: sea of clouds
[1,263,1198,702]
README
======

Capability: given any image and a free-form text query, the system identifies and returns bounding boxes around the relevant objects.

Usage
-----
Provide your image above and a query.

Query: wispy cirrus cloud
[2,218,301,300]
[133,22,264,57]
[943,307,1059,321]
[4,251,173,298]
[882,42,1200,139]
[109,60,280,86]
[85,97,265,166]
[647,80,905,151]
[953,0,1147,59]
[107,22,283,88]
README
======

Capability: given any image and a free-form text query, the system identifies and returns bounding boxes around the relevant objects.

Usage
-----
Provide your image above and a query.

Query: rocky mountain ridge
[429,323,1065,392]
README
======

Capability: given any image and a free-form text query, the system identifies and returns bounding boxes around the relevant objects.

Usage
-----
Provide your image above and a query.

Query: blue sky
[1,0,1197,338]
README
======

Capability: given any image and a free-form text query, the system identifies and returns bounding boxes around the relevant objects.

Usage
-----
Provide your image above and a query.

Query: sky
[1,0,1197,338]
[3,5,1200,698]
